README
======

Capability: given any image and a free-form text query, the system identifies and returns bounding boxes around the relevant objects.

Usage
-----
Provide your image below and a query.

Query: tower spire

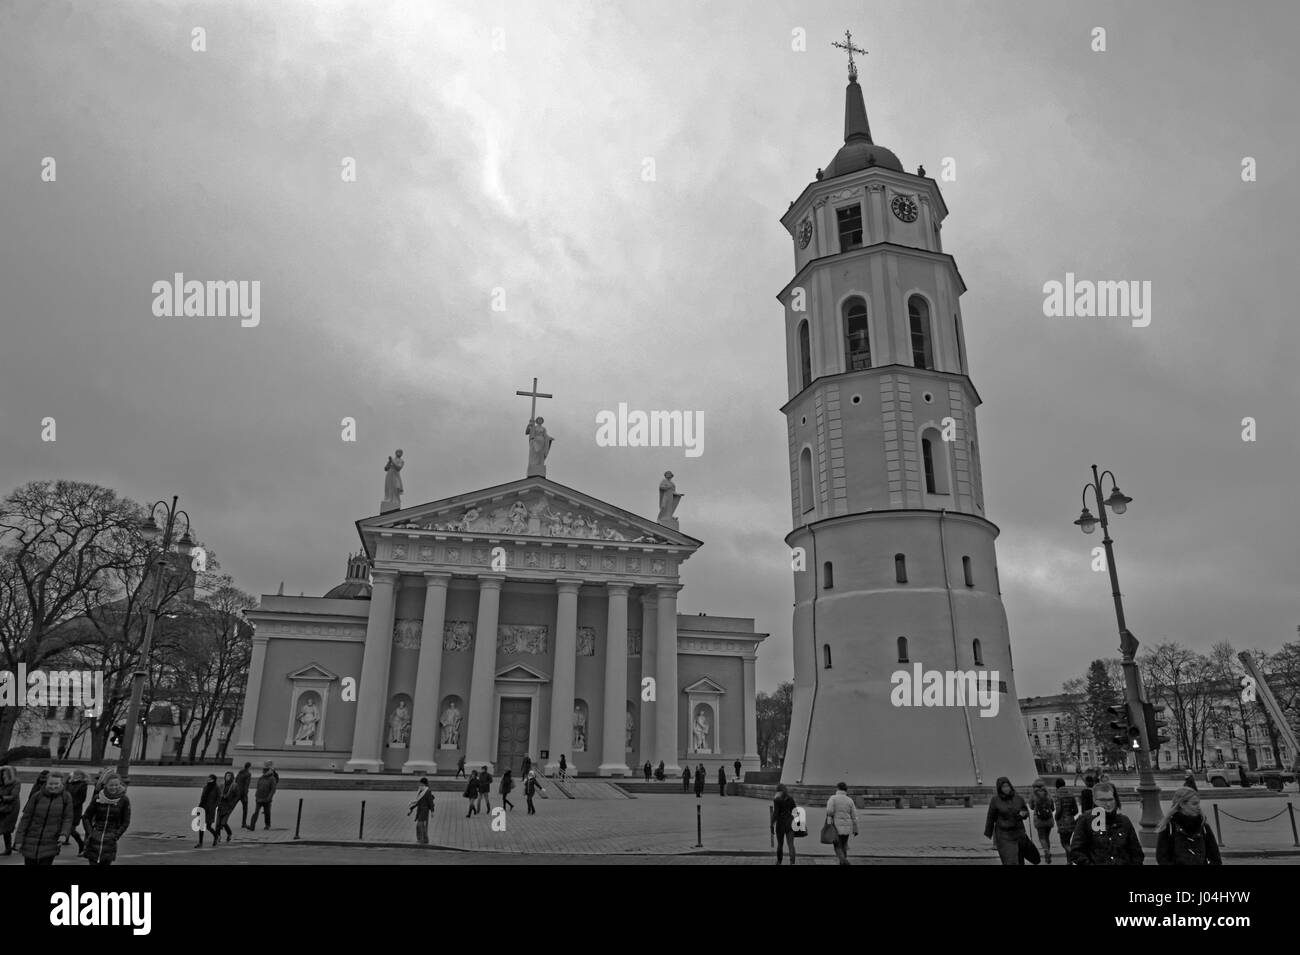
[832,30,872,144]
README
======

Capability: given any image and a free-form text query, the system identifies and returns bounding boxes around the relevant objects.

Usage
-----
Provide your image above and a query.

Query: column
[654,583,682,775]
[235,634,269,749]
[546,579,581,774]
[638,594,658,764]
[346,570,398,772]
[742,653,759,769]
[463,574,503,772]
[598,582,632,776]
[403,572,450,774]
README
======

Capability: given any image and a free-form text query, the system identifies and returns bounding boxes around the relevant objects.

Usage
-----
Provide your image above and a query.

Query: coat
[478,772,493,793]
[217,781,241,815]
[83,794,131,865]
[1029,789,1055,832]
[693,770,705,795]
[0,775,20,835]
[66,779,89,827]
[463,778,479,799]
[199,781,220,822]
[1156,812,1221,866]
[1069,809,1144,865]
[235,768,252,796]
[410,789,435,822]
[500,776,513,795]
[16,788,73,862]
[983,780,1029,840]
[771,792,796,833]
[826,792,858,836]
[254,771,278,803]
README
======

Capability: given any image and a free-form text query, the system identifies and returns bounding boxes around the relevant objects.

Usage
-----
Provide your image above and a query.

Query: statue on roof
[382,449,404,513]
[657,471,683,530]
[526,417,553,478]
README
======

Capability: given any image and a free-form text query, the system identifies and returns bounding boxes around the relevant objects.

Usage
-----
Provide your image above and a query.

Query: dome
[323,551,372,599]
[824,139,904,178]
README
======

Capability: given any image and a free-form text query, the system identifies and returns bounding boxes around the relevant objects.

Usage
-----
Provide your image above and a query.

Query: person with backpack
[1068,781,1143,866]
[464,770,480,817]
[984,776,1033,865]
[408,777,435,844]
[500,770,515,812]
[524,770,545,814]
[82,775,131,866]
[1054,778,1078,853]
[235,762,253,829]
[196,774,220,848]
[0,765,21,855]
[215,771,240,842]
[16,771,72,866]
[1029,778,1056,863]
[770,783,800,865]
[1156,787,1221,866]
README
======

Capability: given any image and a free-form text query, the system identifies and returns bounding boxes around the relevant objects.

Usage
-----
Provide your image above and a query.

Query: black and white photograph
[0,0,1295,932]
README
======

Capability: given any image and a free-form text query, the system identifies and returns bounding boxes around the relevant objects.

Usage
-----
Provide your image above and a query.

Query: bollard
[696,803,702,848]
[293,798,303,841]
[1212,803,1224,846]
[359,800,366,840]
[1288,802,1298,848]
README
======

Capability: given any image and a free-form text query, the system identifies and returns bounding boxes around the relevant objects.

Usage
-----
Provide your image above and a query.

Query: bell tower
[778,36,1035,787]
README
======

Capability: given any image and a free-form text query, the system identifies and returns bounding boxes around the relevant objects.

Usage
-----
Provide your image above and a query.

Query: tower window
[843,297,871,371]
[823,644,832,669]
[822,561,834,589]
[962,556,973,587]
[798,320,812,390]
[908,295,933,370]
[894,553,907,584]
[922,438,937,494]
[799,448,815,515]
[897,636,909,663]
[921,428,950,495]
[954,314,965,374]
[973,638,983,666]
[836,204,863,251]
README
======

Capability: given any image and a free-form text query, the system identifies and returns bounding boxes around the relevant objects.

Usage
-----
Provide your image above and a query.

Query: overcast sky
[2,0,1296,697]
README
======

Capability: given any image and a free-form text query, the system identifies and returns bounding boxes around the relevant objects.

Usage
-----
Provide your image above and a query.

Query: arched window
[799,448,815,515]
[897,636,909,663]
[908,295,933,370]
[921,428,950,496]
[894,553,907,584]
[962,556,973,587]
[922,437,937,494]
[798,320,812,390]
[972,638,983,666]
[843,297,871,371]
[823,645,832,669]
[822,561,834,589]
[1032,718,1038,730]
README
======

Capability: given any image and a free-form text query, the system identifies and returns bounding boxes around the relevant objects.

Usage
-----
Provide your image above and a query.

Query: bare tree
[756,681,793,768]
[1059,677,1089,775]
[1142,642,1216,772]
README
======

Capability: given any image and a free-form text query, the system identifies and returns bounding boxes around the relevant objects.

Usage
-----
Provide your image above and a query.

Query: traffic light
[1108,703,1143,751]
[1143,700,1170,749]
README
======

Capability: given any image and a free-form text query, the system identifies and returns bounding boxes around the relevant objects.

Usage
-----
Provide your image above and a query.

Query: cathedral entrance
[496,697,531,776]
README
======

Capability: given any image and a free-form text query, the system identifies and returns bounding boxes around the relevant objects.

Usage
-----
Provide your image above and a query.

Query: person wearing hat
[0,765,22,855]
[248,761,279,831]
[82,775,131,866]
[16,771,72,866]
[523,770,545,815]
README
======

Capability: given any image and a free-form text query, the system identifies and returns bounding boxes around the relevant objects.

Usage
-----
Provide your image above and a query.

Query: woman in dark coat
[83,776,131,865]
[644,760,652,782]
[693,764,705,797]
[16,771,72,866]
[983,776,1031,865]
[464,770,480,817]
[196,774,219,847]
[65,770,89,852]
[1156,787,1221,866]
[1028,778,1056,864]
[681,766,690,791]
[0,765,21,854]
[654,760,664,781]
[717,765,727,797]
[215,771,240,842]
[770,783,798,865]
[1069,781,1143,866]
[500,770,515,812]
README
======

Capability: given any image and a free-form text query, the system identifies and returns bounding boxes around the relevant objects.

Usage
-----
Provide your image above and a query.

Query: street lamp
[1073,465,1161,847]
[115,496,190,780]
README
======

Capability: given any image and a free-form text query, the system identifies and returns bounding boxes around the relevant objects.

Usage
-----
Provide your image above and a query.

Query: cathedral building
[779,42,1036,786]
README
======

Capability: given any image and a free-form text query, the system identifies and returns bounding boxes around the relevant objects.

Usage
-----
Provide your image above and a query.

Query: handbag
[820,817,838,845]
[1017,832,1041,865]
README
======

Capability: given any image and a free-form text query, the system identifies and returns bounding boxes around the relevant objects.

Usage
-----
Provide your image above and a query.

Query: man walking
[248,761,278,831]
[408,778,434,844]
[235,762,253,829]
[455,755,466,779]
[524,771,544,815]
[477,766,493,814]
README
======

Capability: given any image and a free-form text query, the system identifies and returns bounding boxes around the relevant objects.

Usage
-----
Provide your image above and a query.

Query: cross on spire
[515,376,553,421]
[832,29,867,81]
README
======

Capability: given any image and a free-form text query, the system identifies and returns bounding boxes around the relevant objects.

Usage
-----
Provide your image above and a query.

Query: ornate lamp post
[115,496,191,780]
[1072,465,1161,847]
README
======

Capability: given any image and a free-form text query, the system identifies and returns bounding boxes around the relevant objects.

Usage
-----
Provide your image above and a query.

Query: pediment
[286,662,339,682]
[362,477,698,547]
[496,663,550,683]
[682,676,726,695]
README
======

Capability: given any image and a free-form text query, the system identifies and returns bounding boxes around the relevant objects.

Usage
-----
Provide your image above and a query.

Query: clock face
[797,218,813,249]
[891,195,919,223]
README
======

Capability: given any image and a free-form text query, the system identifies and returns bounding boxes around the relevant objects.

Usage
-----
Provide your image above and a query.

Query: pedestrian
[558,754,567,781]
[235,761,253,829]
[500,770,515,812]
[643,760,652,782]
[1053,778,1078,853]
[983,776,1033,865]
[693,764,705,797]
[524,770,544,814]
[521,754,531,779]
[16,770,72,866]
[82,775,131,866]
[0,765,22,855]
[1156,787,1221,866]
[408,777,435,844]
[681,766,691,792]
[825,781,859,865]
[215,771,240,843]
[464,770,480,816]
[478,766,493,813]
[654,760,665,781]
[770,783,799,865]
[249,761,278,830]
[196,774,220,847]
[1184,774,1198,791]
[1069,781,1143,865]
[62,770,88,854]
[1029,778,1056,864]
[734,758,742,782]
[717,765,727,797]
[25,769,50,808]
[1078,774,1096,815]
[456,755,466,779]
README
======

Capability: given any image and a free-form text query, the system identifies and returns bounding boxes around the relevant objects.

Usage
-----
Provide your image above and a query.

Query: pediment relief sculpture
[393,493,669,544]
